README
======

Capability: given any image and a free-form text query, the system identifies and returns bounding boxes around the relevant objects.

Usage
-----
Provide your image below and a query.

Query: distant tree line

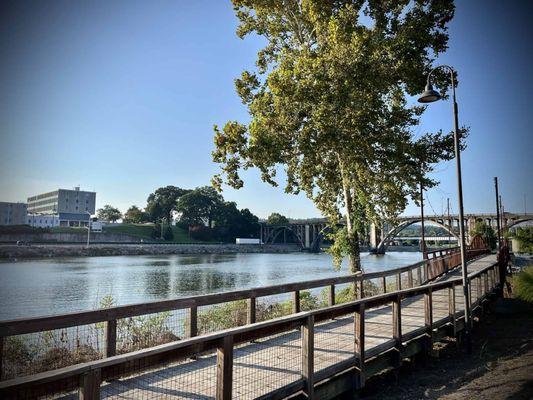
[97,185,262,243]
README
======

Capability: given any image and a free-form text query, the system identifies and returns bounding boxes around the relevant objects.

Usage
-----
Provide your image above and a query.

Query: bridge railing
[0,255,499,400]
[0,247,488,382]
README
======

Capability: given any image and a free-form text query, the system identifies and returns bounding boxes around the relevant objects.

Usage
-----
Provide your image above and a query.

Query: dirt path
[361,297,533,400]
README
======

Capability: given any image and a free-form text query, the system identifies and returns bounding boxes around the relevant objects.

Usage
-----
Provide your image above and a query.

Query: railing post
[302,315,315,399]
[105,319,117,357]
[424,288,433,353]
[484,272,489,296]
[382,276,387,293]
[477,276,482,303]
[448,283,457,337]
[293,290,301,314]
[424,262,429,282]
[188,306,198,338]
[407,269,413,288]
[79,369,101,400]
[328,285,335,307]
[247,297,256,325]
[216,335,233,400]
[358,280,364,299]
[392,295,402,370]
[396,273,401,291]
[417,265,422,285]
[354,303,365,389]
[0,336,3,381]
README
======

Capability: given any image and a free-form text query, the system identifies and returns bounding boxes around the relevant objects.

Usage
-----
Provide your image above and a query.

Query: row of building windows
[27,191,59,202]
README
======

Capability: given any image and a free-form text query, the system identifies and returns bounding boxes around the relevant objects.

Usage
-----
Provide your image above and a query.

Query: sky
[0,0,532,219]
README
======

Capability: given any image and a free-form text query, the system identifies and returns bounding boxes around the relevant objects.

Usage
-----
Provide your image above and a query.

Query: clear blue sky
[1,0,531,219]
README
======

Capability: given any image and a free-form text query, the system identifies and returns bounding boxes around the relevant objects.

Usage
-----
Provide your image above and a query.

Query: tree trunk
[338,156,362,274]
[347,229,361,273]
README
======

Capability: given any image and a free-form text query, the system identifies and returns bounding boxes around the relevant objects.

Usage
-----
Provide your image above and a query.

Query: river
[0,251,422,320]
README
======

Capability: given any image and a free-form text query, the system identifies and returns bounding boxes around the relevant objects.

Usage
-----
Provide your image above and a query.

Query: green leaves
[215,0,458,271]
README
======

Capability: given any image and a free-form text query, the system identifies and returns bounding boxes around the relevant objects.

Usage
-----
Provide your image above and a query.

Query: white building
[27,187,96,227]
[27,214,60,228]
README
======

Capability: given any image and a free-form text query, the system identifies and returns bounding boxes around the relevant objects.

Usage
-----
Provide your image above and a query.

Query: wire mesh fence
[255,293,294,323]
[365,302,394,350]
[2,323,105,380]
[101,349,218,399]
[198,300,248,335]
[432,288,450,322]
[313,312,354,373]
[233,330,302,399]
[116,308,188,355]
[400,295,426,336]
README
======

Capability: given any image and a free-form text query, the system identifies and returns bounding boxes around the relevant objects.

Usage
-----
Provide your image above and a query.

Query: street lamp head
[417,82,441,103]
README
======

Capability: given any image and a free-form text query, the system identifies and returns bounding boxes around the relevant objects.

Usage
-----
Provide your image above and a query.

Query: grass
[514,266,533,303]
[18,224,212,243]
[103,223,209,243]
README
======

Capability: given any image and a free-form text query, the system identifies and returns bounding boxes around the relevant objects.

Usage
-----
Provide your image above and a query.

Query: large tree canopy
[213,0,463,272]
[176,186,224,227]
[97,205,122,223]
[146,186,189,223]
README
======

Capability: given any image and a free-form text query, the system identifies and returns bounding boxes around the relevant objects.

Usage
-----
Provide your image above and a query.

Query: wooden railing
[0,254,498,399]
[0,247,488,382]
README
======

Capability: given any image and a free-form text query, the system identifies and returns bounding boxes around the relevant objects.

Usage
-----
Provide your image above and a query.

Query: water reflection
[0,252,422,320]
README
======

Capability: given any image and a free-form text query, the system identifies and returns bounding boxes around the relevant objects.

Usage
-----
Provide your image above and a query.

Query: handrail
[0,254,499,399]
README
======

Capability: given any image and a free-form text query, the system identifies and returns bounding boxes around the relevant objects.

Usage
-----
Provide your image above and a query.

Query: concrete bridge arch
[374,218,459,254]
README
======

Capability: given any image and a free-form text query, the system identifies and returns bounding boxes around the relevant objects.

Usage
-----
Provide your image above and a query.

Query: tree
[123,205,150,224]
[213,0,462,272]
[514,226,533,253]
[471,221,497,250]
[266,213,289,226]
[146,186,189,224]
[97,205,122,223]
[214,202,260,242]
[176,186,224,227]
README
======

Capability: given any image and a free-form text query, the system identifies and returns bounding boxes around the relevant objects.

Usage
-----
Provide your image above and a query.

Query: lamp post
[418,65,471,352]
[86,212,92,249]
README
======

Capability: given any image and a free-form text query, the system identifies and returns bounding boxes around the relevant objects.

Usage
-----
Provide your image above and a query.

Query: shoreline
[0,243,304,260]
[0,243,428,260]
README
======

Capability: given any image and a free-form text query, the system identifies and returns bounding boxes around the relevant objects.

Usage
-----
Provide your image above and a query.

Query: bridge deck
[91,255,496,400]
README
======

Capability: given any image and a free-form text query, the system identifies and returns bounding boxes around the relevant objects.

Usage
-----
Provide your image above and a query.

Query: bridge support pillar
[305,225,310,248]
[369,223,378,249]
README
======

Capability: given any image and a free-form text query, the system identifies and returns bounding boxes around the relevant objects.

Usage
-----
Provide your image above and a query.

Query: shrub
[514,266,533,303]
[163,226,174,241]
[514,227,533,253]
[189,225,212,241]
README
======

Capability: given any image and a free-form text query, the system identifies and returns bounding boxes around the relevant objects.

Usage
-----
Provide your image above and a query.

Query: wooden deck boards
[96,255,497,400]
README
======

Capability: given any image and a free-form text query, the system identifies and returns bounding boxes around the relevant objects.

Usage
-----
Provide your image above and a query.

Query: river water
[0,251,422,320]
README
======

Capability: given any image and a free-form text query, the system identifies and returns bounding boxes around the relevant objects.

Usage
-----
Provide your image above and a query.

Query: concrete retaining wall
[0,243,302,259]
[0,232,145,243]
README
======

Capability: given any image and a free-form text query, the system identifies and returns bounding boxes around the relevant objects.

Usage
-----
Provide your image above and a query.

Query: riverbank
[0,243,303,259]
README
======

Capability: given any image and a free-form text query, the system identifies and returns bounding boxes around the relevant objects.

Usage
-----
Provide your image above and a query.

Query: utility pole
[420,182,426,254]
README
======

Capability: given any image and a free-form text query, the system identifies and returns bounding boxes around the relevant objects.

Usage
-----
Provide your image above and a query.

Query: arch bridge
[260,212,532,253]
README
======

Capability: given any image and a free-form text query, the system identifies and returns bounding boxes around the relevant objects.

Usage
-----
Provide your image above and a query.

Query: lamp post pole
[86,212,91,249]
[418,65,471,353]
[494,177,501,249]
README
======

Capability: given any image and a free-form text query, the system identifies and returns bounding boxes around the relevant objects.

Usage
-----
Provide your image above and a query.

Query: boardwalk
[90,255,497,400]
